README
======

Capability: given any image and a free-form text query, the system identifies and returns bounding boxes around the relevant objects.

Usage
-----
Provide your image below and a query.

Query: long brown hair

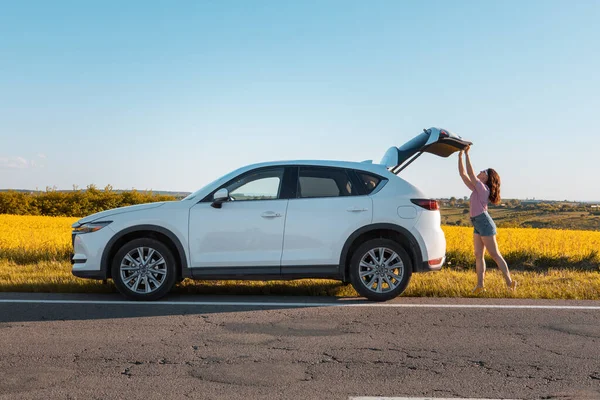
[486,168,501,205]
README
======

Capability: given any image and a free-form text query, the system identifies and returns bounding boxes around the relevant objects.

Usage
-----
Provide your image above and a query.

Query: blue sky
[1,0,598,201]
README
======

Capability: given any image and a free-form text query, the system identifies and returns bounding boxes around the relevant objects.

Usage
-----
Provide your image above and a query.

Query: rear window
[298,167,358,198]
[356,172,382,194]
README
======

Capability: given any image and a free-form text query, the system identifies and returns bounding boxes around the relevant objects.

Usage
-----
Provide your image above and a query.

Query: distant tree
[506,199,520,208]
[0,191,33,215]
[0,185,177,217]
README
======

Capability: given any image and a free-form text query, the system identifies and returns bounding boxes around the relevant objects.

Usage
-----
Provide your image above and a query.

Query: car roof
[182,159,401,202]
[240,159,393,176]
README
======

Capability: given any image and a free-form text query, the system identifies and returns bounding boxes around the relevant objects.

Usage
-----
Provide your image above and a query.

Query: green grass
[2,260,599,300]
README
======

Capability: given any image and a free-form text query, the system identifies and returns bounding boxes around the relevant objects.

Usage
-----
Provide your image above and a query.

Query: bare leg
[473,233,486,288]
[481,235,513,287]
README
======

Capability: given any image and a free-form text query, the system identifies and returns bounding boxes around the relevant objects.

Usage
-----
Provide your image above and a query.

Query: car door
[281,166,372,270]
[188,166,289,269]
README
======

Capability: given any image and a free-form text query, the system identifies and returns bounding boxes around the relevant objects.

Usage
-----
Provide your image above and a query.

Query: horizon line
[0,188,598,203]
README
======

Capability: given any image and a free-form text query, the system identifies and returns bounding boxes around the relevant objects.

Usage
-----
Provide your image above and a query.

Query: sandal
[472,286,486,295]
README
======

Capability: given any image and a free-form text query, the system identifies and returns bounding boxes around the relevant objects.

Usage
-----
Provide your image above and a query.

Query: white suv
[71,127,471,301]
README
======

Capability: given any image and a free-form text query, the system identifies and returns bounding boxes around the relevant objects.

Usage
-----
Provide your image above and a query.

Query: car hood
[72,202,167,227]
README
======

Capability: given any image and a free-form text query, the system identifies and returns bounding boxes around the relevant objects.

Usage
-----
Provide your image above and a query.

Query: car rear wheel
[349,238,412,301]
[111,238,177,301]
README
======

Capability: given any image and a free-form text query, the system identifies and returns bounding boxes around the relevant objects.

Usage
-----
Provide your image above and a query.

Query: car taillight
[411,199,439,211]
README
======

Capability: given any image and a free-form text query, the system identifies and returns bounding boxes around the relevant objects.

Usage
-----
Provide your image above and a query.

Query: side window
[226,168,284,201]
[298,167,358,198]
[356,172,382,194]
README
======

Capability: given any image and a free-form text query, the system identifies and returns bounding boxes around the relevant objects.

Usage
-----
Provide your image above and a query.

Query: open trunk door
[380,127,472,174]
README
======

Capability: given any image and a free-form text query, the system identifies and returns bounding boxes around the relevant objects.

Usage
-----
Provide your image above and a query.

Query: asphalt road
[0,293,599,400]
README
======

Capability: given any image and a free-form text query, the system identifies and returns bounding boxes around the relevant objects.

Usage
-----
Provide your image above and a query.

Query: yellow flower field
[0,214,598,298]
[443,226,600,269]
[1,214,599,269]
[444,225,600,258]
[0,214,76,263]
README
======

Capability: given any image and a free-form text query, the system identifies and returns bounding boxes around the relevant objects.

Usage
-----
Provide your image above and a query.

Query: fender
[339,223,423,281]
[100,224,190,279]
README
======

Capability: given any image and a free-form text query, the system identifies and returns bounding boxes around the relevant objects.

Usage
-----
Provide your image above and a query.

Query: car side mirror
[211,188,230,209]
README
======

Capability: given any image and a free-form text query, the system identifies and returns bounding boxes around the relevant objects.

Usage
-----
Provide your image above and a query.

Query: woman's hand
[459,150,464,157]
[464,145,471,155]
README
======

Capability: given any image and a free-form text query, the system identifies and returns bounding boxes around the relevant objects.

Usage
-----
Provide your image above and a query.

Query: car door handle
[347,207,369,212]
[261,211,283,218]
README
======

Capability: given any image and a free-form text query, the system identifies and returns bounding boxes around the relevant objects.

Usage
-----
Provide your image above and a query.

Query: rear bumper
[410,211,446,273]
[415,256,445,272]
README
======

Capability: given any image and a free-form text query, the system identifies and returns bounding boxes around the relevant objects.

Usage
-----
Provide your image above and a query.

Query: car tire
[111,238,177,301]
[349,238,412,301]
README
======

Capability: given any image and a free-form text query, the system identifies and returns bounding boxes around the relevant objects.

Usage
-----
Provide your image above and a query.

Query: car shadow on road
[0,292,371,323]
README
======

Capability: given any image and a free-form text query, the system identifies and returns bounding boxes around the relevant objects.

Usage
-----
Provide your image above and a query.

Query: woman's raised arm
[458,150,475,190]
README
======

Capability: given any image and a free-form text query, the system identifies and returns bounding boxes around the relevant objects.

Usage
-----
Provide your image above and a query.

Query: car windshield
[181,166,246,201]
[181,177,221,201]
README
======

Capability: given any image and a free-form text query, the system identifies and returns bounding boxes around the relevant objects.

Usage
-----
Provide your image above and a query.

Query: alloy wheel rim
[119,247,167,294]
[359,247,404,293]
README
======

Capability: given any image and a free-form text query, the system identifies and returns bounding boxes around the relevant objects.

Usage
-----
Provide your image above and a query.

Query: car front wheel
[111,238,177,301]
[349,238,412,301]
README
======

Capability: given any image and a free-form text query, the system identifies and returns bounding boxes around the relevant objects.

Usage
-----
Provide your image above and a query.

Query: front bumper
[70,226,115,280]
[72,269,107,279]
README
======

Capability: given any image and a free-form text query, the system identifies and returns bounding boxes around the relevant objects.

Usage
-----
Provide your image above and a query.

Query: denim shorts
[471,211,497,236]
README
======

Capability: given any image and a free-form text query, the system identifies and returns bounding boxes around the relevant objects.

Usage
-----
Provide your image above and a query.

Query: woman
[458,146,516,294]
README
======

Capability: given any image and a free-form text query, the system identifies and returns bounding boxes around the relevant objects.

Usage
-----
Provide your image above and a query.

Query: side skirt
[189,265,342,281]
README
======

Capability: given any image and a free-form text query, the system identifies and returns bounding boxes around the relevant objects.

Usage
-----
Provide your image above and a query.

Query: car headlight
[72,221,112,234]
